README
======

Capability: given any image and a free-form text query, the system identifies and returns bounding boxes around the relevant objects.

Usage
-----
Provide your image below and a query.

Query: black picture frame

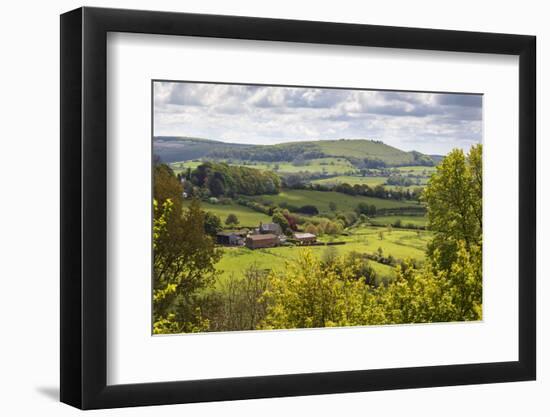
[60,6,536,410]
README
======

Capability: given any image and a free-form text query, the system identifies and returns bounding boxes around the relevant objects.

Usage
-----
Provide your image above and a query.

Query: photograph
[152,81,483,334]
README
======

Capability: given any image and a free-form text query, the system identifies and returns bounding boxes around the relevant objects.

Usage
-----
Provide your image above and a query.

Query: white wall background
[0,0,545,415]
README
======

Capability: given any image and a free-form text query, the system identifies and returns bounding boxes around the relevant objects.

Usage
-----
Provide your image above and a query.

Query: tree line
[188,161,282,197]
[206,142,324,162]
[283,178,424,202]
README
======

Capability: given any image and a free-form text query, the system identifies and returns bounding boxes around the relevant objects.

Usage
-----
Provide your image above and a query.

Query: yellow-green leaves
[260,249,374,329]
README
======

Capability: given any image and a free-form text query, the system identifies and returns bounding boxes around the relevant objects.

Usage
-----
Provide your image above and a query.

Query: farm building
[245,233,279,249]
[216,232,245,246]
[293,232,317,245]
[258,222,283,236]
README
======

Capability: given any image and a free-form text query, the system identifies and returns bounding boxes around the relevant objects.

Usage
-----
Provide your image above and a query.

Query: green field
[216,246,394,286]
[370,215,427,227]
[169,160,203,175]
[171,157,358,176]
[309,166,436,190]
[316,140,418,165]
[214,226,431,286]
[252,189,421,213]
[392,165,437,174]
[232,157,357,175]
[170,162,436,191]
[311,175,388,187]
[339,226,430,259]
[183,200,272,227]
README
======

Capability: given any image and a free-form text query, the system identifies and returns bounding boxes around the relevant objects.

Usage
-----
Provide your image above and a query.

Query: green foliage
[253,190,417,214]
[225,213,240,227]
[204,211,223,236]
[386,174,416,187]
[324,221,343,235]
[272,210,290,234]
[260,250,375,329]
[383,143,484,322]
[296,204,319,215]
[191,161,281,196]
[154,164,183,208]
[304,223,319,235]
[185,200,272,227]
[239,157,357,175]
[321,246,339,266]
[423,145,482,271]
[255,242,480,330]
[208,141,324,162]
[153,198,222,333]
[152,313,182,334]
[202,265,270,332]
[374,260,455,324]
[152,198,171,251]
[338,251,377,286]
[356,202,377,216]
[153,163,222,334]
[336,211,358,227]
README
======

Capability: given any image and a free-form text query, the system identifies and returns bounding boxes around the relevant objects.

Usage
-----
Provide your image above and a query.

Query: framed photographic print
[60,7,536,410]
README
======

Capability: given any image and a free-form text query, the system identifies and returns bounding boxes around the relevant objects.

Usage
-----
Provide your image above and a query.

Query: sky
[153,81,482,155]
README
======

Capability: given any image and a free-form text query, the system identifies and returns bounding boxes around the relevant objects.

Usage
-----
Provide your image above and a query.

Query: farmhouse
[245,233,279,249]
[216,232,245,246]
[293,232,317,245]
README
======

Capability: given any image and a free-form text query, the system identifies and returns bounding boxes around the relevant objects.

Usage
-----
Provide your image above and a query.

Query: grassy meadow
[369,215,428,227]
[214,226,431,287]
[251,189,421,213]
[182,200,273,227]
[311,175,389,187]
[236,157,357,175]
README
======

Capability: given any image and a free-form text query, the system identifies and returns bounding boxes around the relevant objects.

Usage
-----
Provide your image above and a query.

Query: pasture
[182,200,272,227]
[392,165,437,174]
[214,225,432,286]
[170,157,358,176]
[252,189,422,213]
[233,157,357,175]
[316,140,416,165]
[311,175,388,187]
[169,160,203,175]
[370,215,428,227]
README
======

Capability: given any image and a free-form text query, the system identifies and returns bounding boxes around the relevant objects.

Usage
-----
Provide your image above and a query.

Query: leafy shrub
[296,205,319,215]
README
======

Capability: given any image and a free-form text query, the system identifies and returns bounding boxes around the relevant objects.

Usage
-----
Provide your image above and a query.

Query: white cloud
[153,82,482,154]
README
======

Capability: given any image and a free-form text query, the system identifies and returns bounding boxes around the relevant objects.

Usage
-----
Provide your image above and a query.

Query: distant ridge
[153,136,435,167]
[429,154,444,164]
[154,136,248,162]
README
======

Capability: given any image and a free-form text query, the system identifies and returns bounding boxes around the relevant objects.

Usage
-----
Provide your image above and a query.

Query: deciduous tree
[225,213,240,227]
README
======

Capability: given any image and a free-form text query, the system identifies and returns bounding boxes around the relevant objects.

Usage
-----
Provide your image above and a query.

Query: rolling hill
[153,136,249,162]
[153,136,435,167]
[315,139,417,165]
